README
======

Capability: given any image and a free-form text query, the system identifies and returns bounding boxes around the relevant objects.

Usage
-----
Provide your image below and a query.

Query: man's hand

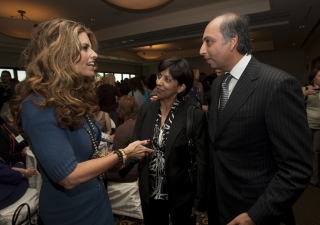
[227,213,256,225]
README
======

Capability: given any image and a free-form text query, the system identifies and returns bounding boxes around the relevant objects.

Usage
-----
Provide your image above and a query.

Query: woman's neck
[160,98,176,114]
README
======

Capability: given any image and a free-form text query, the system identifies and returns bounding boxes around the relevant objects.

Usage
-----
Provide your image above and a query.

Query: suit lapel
[214,57,260,142]
[164,101,188,162]
[208,75,224,143]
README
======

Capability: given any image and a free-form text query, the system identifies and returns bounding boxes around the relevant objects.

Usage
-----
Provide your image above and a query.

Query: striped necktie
[218,73,232,118]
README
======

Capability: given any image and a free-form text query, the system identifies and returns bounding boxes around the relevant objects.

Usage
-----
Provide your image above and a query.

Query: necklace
[83,114,104,190]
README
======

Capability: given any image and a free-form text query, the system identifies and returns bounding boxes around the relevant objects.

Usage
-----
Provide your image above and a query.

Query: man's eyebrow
[203,36,213,40]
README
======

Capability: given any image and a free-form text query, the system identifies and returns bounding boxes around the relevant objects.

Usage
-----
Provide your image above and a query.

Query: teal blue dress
[21,96,113,225]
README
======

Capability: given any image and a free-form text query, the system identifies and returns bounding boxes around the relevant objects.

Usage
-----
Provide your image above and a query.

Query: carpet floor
[114,183,320,225]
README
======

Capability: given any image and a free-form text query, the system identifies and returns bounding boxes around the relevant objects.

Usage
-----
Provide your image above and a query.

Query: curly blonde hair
[102,73,116,86]
[10,18,99,129]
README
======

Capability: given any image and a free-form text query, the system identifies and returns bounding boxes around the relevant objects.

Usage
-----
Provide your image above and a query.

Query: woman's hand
[304,86,320,96]
[150,95,158,102]
[24,167,38,178]
[21,147,28,157]
[123,140,153,160]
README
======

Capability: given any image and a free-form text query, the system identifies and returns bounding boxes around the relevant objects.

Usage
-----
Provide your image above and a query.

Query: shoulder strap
[187,106,199,167]
[187,106,199,141]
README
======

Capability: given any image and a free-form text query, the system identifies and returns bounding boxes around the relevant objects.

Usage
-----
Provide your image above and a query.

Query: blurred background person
[302,67,320,188]
[128,77,146,108]
[139,75,151,103]
[201,75,215,111]
[147,74,157,97]
[214,68,223,77]
[0,103,28,166]
[184,67,204,107]
[106,95,139,182]
[97,73,121,127]
[0,71,13,124]
[0,157,38,209]
[120,78,130,95]
[95,110,112,135]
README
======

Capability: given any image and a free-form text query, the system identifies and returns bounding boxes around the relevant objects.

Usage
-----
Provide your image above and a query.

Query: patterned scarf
[149,99,180,200]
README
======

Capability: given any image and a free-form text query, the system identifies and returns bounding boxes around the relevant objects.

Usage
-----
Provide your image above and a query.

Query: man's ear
[178,84,186,93]
[229,35,238,51]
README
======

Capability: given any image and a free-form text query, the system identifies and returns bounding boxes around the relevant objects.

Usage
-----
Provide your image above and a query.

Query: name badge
[15,135,24,143]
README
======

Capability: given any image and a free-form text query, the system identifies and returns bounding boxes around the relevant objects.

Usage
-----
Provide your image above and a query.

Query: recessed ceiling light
[299,25,305,28]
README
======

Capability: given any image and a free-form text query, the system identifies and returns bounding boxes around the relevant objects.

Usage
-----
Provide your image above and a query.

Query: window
[17,70,26,81]
[114,73,122,82]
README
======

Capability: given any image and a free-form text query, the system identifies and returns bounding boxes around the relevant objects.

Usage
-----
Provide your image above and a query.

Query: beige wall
[0,51,22,68]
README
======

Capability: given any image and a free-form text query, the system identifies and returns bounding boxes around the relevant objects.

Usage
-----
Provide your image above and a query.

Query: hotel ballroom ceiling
[0,0,319,63]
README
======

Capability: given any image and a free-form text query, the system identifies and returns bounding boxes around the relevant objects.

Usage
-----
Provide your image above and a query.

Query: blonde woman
[96,73,121,126]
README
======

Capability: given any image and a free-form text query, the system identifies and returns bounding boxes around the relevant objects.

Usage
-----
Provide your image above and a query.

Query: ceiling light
[299,25,305,28]
[137,51,165,60]
[0,10,38,39]
[103,0,171,10]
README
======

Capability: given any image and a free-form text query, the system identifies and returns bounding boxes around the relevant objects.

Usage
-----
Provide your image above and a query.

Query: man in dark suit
[200,12,312,225]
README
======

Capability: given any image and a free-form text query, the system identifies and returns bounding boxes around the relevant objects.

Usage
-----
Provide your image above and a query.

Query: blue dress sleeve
[21,99,77,183]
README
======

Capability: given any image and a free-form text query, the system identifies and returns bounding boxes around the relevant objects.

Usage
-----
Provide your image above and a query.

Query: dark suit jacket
[132,100,208,211]
[208,56,312,224]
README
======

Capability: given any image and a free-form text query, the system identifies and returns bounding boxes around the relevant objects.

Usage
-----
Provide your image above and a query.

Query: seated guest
[106,95,139,182]
[0,157,38,209]
[0,103,28,165]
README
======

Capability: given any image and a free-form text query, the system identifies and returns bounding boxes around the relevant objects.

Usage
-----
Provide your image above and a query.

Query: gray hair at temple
[0,103,13,123]
[213,12,252,55]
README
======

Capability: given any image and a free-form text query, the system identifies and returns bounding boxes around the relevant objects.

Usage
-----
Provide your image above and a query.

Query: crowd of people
[0,11,317,225]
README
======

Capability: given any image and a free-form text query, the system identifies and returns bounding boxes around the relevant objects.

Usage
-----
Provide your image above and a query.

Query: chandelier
[0,10,38,39]
[136,46,165,60]
[103,0,171,10]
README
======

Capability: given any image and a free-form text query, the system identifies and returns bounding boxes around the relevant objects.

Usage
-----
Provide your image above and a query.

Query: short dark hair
[309,67,320,85]
[1,70,11,77]
[158,57,193,100]
[214,12,252,55]
[147,74,157,90]
[129,77,144,94]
